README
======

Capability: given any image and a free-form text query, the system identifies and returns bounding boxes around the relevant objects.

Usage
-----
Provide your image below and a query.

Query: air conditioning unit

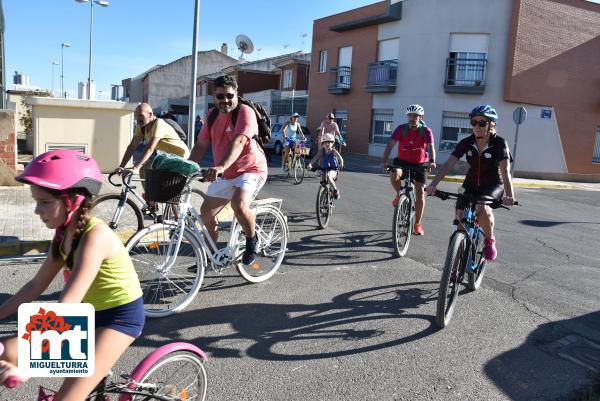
[45,144,88,154]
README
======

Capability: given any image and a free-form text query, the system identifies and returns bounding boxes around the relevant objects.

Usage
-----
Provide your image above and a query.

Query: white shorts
[206,173,265,200]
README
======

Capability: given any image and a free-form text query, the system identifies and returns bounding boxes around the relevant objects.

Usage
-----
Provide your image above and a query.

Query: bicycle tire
[436,232,466,329]
[131,350,208,401]
[92,194,144,244]
[293,156,305,184]
[316,185,331,229]
[467,228,487,291]
[236,206,288,283]
[392,195,413,257]
[125,223,206,318]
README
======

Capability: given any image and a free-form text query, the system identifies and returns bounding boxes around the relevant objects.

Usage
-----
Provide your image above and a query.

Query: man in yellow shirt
[115,103,190,177]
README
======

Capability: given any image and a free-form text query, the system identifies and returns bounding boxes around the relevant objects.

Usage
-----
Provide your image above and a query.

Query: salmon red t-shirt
[199,104,268,180]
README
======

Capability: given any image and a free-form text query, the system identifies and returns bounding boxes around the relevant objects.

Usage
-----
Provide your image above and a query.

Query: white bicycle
[125,169,288,318]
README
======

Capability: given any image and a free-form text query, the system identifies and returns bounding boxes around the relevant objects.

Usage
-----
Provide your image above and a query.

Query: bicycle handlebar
[3,376,19,388]
[386,162,431,173]
[108,171,136,190]
[310,166,340,172]
[432,189,520,209]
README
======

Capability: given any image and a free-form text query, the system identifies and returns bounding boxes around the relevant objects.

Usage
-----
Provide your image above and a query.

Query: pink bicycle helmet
[16,150,102,195]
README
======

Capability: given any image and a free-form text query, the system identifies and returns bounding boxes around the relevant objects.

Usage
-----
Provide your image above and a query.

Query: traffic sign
[513,106,527,125]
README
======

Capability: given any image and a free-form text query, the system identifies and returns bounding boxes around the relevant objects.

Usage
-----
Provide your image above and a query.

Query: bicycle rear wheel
[236,206,288,283]
[392,194,413,257]
[92,194,144,244]
[131,350,207,401]
[293,156,305,184]
[316,185,331,229]
[125,223,206,318]
[467,227,487,291]
[436,232,466,329]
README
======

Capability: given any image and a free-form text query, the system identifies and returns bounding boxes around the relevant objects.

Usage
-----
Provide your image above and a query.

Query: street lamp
[75,0,109,100]
[61,43,71,98]
[51,61,59,97]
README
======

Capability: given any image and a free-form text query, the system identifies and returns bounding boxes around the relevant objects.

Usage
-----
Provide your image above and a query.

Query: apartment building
[308,0,600,179]
[196,52,311,124]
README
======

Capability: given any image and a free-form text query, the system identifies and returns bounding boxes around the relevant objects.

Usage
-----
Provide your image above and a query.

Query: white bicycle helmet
[405,104,425,116]
[321,133,335,143]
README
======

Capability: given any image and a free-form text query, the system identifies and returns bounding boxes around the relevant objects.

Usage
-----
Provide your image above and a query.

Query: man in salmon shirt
[380,104,436,236]
[189,75,268,265]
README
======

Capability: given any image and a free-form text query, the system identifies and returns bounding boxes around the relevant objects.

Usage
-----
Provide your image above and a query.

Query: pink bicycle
[1,341,208,400]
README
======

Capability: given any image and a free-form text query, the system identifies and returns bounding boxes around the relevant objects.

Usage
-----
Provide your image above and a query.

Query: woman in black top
[427,104,516,261]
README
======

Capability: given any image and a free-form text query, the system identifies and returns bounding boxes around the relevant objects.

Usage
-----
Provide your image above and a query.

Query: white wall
[371,0,566,173]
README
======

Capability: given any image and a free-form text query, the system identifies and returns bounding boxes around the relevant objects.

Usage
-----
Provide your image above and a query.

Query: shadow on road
[484,311,600,401]
[284,229,396,267]
[136,282,438,361]
[520,219,600,228]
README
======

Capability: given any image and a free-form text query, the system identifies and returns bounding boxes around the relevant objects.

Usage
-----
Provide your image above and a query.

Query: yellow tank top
[61,217,143,311]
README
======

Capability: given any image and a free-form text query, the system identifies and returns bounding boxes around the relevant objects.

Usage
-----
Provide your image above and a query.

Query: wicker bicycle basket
[144,169,188,204]
[294,144,310,156]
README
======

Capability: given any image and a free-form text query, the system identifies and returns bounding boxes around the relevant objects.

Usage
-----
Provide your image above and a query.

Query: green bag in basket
[151,153,200,176]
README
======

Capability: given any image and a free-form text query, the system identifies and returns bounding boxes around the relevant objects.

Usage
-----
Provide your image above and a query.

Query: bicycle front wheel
[92,194,144,243]
[132,350,208,401]
[236,206,288,283]
[392,195,413,257]
[293,156,305,184]
[467,228,487,291]
[126,223,206,318]
[316,185,331,229]
[436,232,466,329]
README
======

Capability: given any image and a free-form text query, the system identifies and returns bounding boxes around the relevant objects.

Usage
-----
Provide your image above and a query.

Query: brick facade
[307,2,386,154]
[504,0,600,175]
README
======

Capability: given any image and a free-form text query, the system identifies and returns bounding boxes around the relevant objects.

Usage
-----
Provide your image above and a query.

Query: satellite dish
[236,34,254,58]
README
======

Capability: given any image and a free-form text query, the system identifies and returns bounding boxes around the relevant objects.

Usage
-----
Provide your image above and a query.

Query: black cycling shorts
[456,184,504,210]
[392,158,427,185]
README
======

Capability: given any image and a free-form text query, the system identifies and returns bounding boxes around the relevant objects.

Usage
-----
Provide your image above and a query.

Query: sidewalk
[1,159,598,258]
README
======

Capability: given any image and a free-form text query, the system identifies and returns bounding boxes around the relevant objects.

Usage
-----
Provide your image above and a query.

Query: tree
[18,90,51,136]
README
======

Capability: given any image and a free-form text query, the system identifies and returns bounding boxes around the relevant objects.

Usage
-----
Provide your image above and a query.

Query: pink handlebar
[3,376,20,388]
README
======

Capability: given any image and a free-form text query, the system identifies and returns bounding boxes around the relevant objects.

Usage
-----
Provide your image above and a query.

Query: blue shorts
[96,297,145,338]
[285,138,297,148]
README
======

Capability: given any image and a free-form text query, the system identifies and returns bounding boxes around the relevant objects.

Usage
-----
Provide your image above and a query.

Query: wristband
[429,159,435,163]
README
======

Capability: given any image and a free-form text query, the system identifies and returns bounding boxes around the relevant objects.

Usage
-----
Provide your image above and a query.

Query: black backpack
[207,97,271,145]
[160,117,187,142]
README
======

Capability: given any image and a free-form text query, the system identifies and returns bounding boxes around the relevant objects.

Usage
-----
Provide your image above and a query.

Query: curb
[0,240,50,257]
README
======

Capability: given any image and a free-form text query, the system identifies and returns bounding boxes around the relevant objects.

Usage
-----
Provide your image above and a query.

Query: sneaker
[413,223,424,235]
[484,237,497,261]
[391,194,401,207]
[242,235,259,265]
[333,190,340,199]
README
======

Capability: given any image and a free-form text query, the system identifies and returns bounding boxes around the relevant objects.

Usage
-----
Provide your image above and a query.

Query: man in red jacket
[380,104,436,236]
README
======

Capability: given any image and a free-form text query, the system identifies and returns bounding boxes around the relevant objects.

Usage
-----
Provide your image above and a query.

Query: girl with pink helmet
[307,133,345,199]
[0,150,144,399]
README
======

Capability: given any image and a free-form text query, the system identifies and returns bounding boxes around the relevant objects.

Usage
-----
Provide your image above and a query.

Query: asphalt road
[1,159,599,401]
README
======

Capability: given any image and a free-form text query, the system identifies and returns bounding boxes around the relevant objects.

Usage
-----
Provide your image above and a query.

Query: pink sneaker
[484,237,497,261]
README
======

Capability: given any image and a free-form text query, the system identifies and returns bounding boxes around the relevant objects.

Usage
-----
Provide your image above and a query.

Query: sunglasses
[470,120,489,127]
[215,93,235,100]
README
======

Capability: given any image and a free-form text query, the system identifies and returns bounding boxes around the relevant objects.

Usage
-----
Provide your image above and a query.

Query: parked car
[264,123,315,157]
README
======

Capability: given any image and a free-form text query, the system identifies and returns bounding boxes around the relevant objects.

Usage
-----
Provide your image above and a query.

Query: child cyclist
[0,150,144,400]
[307,133,344,199]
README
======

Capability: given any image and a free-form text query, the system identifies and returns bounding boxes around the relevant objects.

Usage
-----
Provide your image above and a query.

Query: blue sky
[4,0,374,99]
[5,0,599,99]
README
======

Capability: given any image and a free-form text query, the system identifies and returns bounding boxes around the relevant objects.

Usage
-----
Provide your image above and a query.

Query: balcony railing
[444,58,487,94]
[365,60,398,93]
[328,66,352,94]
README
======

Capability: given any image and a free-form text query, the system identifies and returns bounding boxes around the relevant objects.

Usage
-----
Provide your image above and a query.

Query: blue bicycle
[432,189,517,328]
